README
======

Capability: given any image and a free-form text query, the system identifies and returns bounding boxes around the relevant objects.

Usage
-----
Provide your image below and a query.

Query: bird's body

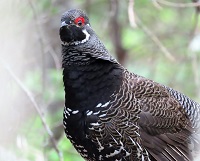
[59,9,200,161]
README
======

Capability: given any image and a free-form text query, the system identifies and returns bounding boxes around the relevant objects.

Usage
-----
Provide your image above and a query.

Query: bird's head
[59,9,117,64]
[59,9,91,46]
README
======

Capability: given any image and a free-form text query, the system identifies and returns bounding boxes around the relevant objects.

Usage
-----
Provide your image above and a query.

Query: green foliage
[25,69,42,93]
[45,69,64,101]
[122,28,145,49]
[59,138,85,161]
[24,69,64,102]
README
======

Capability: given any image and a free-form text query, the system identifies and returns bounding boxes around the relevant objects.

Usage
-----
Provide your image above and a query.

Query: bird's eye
[74,17,85,26]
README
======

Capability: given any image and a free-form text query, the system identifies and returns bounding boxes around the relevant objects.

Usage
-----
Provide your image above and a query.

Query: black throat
[62,47,123,112]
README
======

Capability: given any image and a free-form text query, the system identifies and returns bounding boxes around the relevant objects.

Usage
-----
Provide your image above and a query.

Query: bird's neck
[62,55,123,112]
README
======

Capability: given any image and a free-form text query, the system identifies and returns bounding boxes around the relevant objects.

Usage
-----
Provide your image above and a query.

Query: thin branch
[28,0,46,94]
[46,45,61,70]
[110,0,117,18]
[189,11,199,40]
[155,0,200,8]
[1,60,63,161]
[151,0,163,10]
[28,0,61,85]
[135,15,175,62]
[128,0,137,28]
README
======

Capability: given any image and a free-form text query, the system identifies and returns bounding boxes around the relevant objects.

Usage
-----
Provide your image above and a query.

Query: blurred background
[0,0,200,161]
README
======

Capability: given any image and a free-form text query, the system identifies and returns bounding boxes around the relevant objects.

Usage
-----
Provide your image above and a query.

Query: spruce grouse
[59,9,200,161]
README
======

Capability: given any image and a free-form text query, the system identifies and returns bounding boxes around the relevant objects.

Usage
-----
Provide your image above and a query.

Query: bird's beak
[61,21,68,28]
[60,21,73,44]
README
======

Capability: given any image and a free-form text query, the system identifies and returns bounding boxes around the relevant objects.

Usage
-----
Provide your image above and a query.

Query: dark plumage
[59,9,200,161]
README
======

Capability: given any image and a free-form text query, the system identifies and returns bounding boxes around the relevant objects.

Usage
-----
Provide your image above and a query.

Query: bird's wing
[124,71,198,161]
[85,70,200,160]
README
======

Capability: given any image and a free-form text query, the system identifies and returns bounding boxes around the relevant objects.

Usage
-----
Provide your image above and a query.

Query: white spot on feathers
[87,111,93,116]
[90,122,100,126]
[72,110,79,114]
[102,101,110,107]
[96,137,104,152]
[96,103,102,107]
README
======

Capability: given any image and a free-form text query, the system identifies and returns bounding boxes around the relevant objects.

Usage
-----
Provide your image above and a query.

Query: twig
[151,0,163,10]
[155,0,200,8]
[46,45,61,70]
[190,11,199,40]
[135,15,175,62]
[128,0,137,28]
[109,0,117,18]
[28,0,46,95]
[1,60,63,161]
[28,0,61,85]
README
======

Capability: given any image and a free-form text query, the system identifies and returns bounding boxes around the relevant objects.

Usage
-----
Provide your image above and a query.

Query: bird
[59,9,200,161]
